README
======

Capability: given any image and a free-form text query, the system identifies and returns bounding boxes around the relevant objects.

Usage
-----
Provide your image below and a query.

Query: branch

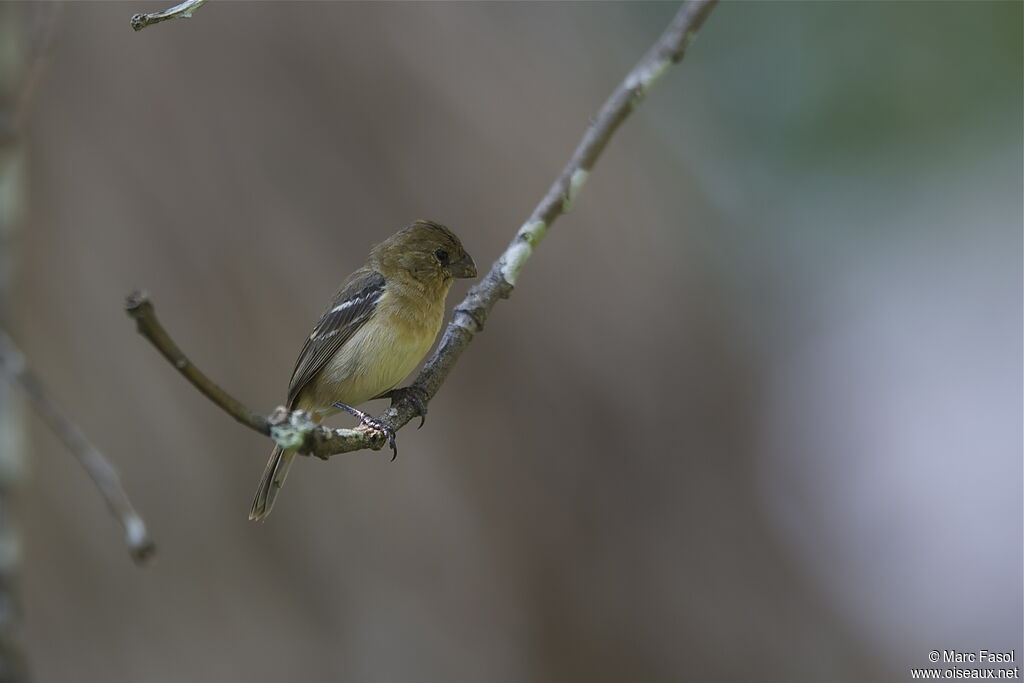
[131,0,207,32]
[125,0,718,459]
[0,331,155,563]
[125,292,270,435]
[368,0,719,432]
[124,291,386,460]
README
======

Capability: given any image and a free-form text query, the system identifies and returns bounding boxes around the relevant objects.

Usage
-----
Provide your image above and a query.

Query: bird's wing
[286,268,386,407]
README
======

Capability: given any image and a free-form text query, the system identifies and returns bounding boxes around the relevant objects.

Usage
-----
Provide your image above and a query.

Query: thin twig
[125,291,271,435]
[124,291,384,460]
[131,0,207,32]
[126,0,719,459]
[0,331,155,562]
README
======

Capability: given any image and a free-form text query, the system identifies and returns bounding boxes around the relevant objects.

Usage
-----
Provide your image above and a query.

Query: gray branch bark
[0,332,155,563]
[131,0,208,31]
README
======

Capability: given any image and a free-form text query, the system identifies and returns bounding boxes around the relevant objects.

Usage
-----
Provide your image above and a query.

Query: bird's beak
[448,253,477,279]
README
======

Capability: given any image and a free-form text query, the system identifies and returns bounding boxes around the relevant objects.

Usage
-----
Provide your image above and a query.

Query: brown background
[6,2,1021,681]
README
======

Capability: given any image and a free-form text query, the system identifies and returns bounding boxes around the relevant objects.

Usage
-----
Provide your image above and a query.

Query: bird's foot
[332,402,398,460]
[382,386,429,428]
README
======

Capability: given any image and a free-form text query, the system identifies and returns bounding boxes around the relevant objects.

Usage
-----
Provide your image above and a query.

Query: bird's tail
[249,445,295,521]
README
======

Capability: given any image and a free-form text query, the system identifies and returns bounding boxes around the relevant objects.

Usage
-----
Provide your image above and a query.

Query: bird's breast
[305,286,445,410]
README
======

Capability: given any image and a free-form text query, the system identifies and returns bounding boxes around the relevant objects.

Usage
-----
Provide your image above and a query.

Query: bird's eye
[434,249,450,264]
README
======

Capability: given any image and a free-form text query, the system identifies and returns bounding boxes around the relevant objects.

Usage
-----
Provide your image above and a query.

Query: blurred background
[0,2,1020,681]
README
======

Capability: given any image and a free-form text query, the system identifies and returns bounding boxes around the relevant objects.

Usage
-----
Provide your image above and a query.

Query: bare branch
[498,0,718,286]
[125,0,719,460]
[125,291,271,435]
[124,292,385,460]
[0,331,155,563]
[131,0,207,32]
[374,0,719,433]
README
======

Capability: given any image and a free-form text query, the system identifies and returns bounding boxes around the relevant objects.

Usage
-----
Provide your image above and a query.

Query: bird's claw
[365,416,398,460]
[386,386,429,429]
[332,402,398,460]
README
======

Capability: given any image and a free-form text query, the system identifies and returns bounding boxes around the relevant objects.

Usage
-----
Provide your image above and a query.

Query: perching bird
[249,220,476,520]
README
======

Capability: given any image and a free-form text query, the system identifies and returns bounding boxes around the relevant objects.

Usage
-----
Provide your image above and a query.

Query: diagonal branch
[0,331,155,562]
[126,0,719,460]
[131,0,208,32]
[125,292,270,435]
[124,290,385,459]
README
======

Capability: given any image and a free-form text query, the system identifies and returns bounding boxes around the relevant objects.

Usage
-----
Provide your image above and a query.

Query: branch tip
[124,289,149,312]
[130,0,208,32]
[125,516,157,563]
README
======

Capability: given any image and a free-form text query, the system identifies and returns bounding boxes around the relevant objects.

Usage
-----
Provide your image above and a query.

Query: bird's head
[373,220,477,285]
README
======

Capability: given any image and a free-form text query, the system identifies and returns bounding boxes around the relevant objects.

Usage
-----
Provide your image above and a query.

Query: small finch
[250,220,476,520]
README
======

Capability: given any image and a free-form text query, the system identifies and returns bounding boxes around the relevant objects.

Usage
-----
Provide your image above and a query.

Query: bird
[249,220,476,520]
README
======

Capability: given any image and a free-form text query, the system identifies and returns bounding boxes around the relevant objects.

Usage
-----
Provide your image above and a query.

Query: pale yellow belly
[298,309,441,413]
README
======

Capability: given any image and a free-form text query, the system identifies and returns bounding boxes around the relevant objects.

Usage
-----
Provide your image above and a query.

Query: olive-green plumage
[249,220,476,520]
